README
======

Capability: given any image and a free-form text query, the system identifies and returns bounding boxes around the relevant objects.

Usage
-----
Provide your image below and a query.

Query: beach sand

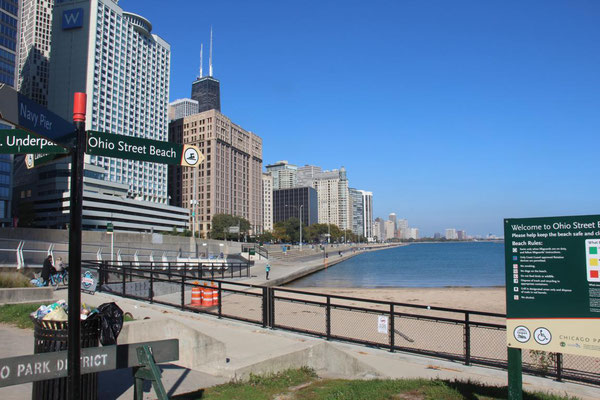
[292,286,507,314]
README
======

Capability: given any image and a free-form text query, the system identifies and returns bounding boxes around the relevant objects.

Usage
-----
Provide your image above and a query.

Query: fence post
[180,275,185,311]
[269,288,275,329]
[149,265,154,303]
[218,281,222,319]
[464,312,471,366]
[326,296,331,340]
[389,304,395,352]
[556,353,563,382]
[262,287,268,328]
[122,266,126,296]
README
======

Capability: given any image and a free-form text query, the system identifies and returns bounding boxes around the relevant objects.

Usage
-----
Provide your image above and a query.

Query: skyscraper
[0,0,17,87]
[191,28,221,112]
[349,188,364,238]
[360,190,373,240]
[48,0,171,203]
[17,0,51,106]
[262,172,273,232]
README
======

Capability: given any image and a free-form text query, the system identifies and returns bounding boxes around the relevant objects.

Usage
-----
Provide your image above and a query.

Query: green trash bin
[32,318,100,400]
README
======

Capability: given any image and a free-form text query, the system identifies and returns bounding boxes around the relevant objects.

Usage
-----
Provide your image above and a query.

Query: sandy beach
[293,286,507,314]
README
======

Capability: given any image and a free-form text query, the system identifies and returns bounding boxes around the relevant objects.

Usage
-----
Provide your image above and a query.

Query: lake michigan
[287,242,505,288]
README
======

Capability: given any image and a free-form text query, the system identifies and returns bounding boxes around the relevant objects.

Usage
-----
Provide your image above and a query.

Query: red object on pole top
[73,92,86,122]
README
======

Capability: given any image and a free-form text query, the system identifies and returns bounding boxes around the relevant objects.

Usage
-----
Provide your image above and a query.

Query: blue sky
[126,0,600,237]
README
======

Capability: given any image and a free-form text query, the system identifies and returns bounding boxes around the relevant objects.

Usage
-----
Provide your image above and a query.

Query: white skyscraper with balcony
[48,0,171,203]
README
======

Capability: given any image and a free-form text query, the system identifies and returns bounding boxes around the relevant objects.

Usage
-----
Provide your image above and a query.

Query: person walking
[265,263,271,280]
[41,255,53,286]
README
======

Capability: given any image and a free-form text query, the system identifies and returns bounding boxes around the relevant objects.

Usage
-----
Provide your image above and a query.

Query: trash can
[32,318,100,400]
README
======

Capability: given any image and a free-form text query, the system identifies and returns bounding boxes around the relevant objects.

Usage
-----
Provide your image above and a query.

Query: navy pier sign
[0,339,178,388]
[0,84,75,145]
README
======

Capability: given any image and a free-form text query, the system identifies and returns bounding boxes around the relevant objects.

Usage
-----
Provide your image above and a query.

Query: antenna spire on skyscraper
[199,43,203,78]
[209,26,213,77]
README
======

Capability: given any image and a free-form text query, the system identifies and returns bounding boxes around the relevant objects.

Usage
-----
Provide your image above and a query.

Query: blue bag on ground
[90,302,124,345]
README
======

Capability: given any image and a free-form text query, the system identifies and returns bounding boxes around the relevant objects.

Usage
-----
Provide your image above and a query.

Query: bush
[0,272,33,288]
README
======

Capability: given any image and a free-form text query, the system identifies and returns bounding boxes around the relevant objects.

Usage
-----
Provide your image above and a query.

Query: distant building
[192,76,221,113]
[445,228,458,240]
[272,187,318,227]
[265,160,297,190]
[313,167,351,231]
[349,188,364,238]
[297,165,322,187]
[384,220,395,241]
[457,230,467,240]
[408,228,419,240]
[373,218,384,242]
[169,110,263,238]
[0,0,17,88]
[262,172,273,232]
[168,98,199,121]
[433,232,442,239]
[361,190,373,240]
[396,218,408,239]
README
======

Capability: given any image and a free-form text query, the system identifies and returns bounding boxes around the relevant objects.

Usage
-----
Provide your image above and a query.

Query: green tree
[256,231,275,243]
[210,214,251,241]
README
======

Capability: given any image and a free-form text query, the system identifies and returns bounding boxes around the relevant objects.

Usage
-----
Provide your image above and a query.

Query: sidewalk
[1,289,596,399]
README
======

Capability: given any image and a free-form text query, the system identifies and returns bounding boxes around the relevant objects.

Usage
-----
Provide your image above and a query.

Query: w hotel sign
[62,8,84,30]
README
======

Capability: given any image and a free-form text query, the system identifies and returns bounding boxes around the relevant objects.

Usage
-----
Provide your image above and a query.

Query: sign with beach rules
[504,214,600,357]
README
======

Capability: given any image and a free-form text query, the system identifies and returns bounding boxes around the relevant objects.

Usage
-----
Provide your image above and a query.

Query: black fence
[83,263,600,387]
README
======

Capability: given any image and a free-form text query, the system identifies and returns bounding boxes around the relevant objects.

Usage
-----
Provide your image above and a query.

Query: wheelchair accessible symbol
[534,327,552,345]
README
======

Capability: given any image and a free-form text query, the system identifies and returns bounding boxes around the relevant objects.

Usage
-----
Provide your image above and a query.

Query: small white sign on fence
[377,315,388,334]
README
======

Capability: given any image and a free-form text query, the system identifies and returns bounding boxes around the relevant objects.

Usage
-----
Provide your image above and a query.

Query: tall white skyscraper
[360,190,373,240]
[446,228,458,240]
[48,0,171,203]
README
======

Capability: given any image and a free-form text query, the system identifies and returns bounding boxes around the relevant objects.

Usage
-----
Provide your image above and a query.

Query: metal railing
[242,244,268,259]
[82,263,600,387]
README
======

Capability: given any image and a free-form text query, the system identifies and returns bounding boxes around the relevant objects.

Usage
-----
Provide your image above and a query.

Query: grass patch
[173,369,581,400]
[0,272,33,288]
[0,303,41,329]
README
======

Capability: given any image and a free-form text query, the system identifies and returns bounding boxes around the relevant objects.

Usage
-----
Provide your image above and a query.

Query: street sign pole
[507,347,522,400]
[68,92,86,400]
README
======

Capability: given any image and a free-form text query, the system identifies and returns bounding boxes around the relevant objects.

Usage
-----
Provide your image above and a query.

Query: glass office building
[273,187,318,227]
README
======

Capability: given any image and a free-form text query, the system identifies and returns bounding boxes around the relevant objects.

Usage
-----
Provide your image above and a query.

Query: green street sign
[106,222,114,234]
[504,214,600,357]
[86,130,203,167]
[0,129,68,154]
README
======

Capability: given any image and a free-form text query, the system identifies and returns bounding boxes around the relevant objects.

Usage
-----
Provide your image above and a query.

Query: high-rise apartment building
[48,0,171,203]
[373,217,384,242]
[168,98,199,121]
[457,230,467,240]
[169,110,263,238]
[17,0,50,106]
[396,218,408,239]
[445,228,458,240]
[313,167,351,231]
[349,188,363,238]
[384,220,395,241]
[262,172,273,232]
[361,190,373,240]
[297,164,322,187]
[265,160,297,190]
[0,0,17,87]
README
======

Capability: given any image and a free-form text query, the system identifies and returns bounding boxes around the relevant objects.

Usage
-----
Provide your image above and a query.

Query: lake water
[286,242,505,288]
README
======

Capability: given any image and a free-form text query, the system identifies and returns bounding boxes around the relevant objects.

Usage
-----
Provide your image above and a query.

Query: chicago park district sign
[505,214,600,357]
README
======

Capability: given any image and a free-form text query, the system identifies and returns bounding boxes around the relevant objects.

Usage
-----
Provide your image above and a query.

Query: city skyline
[76,2,600,236]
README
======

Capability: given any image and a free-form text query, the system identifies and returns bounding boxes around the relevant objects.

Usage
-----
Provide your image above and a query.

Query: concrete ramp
[214,341,380,381]
[119,318,226,370]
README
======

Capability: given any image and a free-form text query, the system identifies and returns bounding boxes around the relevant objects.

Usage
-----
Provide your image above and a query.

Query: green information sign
[504,214,600,357]
[0,129,68,154]
[86,130,203,167]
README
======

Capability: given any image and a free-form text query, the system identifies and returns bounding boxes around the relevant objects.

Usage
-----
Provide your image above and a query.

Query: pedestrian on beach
[265,263,271,280]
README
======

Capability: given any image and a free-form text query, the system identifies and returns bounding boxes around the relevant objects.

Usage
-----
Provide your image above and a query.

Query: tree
[210,214,251,240]
[256,231,274,243]
[273,217,305,243]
